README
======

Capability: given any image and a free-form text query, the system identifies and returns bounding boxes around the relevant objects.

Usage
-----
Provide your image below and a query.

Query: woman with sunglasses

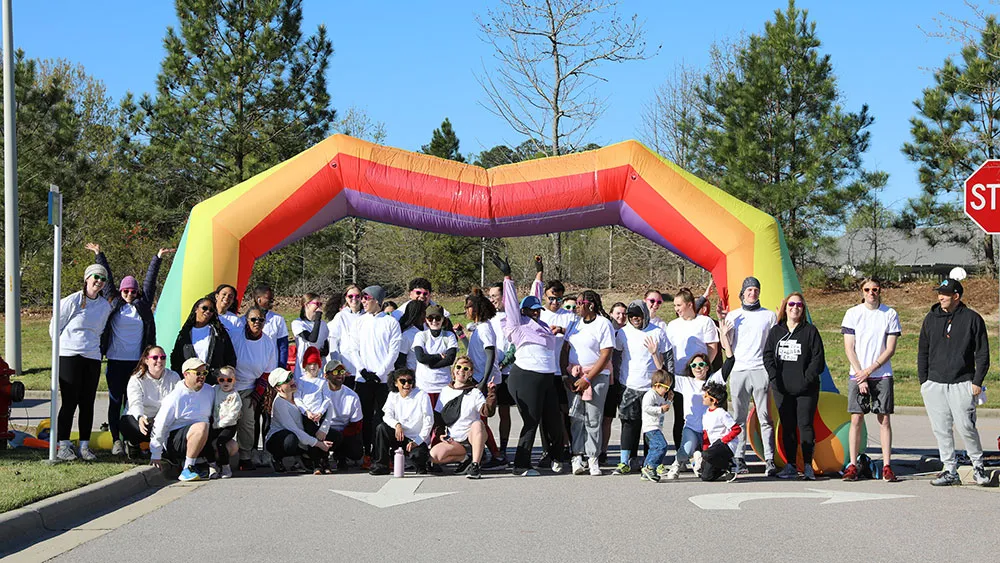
[121,346,181,455]
[266,367,334,473]
[370,368,434,475]
[396,300,427,371]
[413,304,459,407]
[170,296,238,385]
[327,284,366,386]
[291,293,330,377]
[644,290,667,331]
[232,305,278,470]
[49,255,115,461]
[667,352,724,479]
[763,293,825,480]
[430,357,498,479]
[562,290,615,476]
[214,284,242,336]
[90,243,175,456]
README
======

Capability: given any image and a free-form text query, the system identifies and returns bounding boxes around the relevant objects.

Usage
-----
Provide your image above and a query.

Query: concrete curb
[24,390,110,400]
[0,465,166,553]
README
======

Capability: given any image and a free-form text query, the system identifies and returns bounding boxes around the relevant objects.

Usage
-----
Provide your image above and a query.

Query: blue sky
[11,0,982,212]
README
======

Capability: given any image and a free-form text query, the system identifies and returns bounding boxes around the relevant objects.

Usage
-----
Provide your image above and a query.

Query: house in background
[833,226,980,280]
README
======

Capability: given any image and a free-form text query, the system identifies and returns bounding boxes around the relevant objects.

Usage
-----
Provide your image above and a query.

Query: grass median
[0,449,140,513]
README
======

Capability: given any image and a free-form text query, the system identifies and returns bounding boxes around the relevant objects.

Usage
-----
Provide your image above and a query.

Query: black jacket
[170,322,237,383]
[917,302,989,385]
[763,321,824,396]
[97,252,162,358]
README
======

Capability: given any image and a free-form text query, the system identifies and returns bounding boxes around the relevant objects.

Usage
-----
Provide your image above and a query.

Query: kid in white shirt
[294,347,335,473]
[699,381,741,482]
[209,366,241,479]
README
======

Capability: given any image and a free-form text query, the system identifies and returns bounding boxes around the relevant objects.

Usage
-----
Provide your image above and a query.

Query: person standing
[721,277,777,475]
[488,282,515,464]
[392,277,451,321]
[170,297,238,385]
[918,278,992,487]
[231,306,278,470]
[841,278,902,482]
[531,256,574,465]
[763,293,824,480]
[214,284,242,337]
[412,304,459,406]
[350,285,402,468]
[291,293,329,377]
[252,284,289,369]
[327,284,365,385]
[50,260,114,461]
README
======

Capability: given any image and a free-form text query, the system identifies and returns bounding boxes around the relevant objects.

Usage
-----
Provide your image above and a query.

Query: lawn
[3,278,997,408]
[0,449,140,513]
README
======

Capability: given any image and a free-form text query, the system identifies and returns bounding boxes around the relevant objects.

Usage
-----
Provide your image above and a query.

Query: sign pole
[48,185,62,462]
[3,0,22,375]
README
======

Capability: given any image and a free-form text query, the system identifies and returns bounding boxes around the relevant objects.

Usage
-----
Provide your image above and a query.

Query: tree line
[1,0,997,307]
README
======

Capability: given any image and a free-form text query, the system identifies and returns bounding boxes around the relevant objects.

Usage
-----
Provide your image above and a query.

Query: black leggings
[119,414,151,446]
[372,422,430,469]
[209,426,238,465]
[265,429,326,463]
[356,379,390,455]
[672,382,685,448]
[105,359,136,441]
[507,365,565,469]
[776,390,819,466]
[57,355,102,441]
[620,418,642,459]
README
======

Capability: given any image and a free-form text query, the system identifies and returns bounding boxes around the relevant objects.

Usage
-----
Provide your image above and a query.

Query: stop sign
[965,159,1000,234]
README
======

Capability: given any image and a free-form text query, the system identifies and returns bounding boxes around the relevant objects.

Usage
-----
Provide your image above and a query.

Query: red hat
[302,346,322,367]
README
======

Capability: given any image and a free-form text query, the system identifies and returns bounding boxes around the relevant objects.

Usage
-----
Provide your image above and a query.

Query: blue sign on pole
[47,188,61,226]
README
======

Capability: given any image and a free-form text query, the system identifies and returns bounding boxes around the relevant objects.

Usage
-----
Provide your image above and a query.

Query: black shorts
[604,381,623,418]
[496,374,516,406]
[847,378,894,414]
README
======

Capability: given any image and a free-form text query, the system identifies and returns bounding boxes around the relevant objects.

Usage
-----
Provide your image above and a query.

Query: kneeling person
[294,346,336,473]
[150,358,217,481]
[266,367,333,473]
[323,359,364,471]
[430,357,498,479]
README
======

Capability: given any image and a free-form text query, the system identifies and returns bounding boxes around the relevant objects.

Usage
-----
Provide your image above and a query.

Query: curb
[0,465,166,555]
[24,390,110,400]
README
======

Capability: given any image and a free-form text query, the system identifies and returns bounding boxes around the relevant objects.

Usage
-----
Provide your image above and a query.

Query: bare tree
[477,0,656,278]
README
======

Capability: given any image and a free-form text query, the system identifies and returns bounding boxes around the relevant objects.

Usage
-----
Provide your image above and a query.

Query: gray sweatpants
[237,389,257,460]
[730,368,775,461]
[920,380,983,472]
[568,374,609,459]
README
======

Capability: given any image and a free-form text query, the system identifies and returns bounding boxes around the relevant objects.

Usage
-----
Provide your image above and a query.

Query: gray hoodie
[626,299,650,330]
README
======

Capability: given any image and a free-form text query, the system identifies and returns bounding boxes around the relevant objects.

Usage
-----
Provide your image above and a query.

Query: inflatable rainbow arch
[154,134,831,388]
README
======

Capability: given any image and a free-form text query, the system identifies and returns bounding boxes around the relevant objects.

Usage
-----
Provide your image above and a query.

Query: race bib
[777,339,801,362]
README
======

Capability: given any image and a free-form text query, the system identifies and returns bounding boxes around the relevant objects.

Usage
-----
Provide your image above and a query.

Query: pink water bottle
[393,448,405,477]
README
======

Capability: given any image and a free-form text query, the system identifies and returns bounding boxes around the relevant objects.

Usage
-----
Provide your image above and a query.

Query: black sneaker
[336,458,349,472]
[466,462,482,480]
[455,456,473,474]
[598,452,608,466]
[538,451,552,467]
[369,465,390,476]
[427,462,443,474]
[481,456,507,471]
[238,459,256,472]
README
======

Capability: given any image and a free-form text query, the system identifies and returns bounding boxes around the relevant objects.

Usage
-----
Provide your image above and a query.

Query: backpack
[857,453,875,479]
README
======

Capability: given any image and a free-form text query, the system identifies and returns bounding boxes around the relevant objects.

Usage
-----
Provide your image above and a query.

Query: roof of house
[833,227,979,268]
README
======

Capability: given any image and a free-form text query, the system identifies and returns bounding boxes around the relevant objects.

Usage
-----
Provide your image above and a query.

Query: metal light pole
[48,185,61,462]
[3,0,21,374]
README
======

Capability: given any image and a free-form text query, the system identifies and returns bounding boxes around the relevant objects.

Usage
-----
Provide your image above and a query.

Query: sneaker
[882,465,898,483]
[581,458,589,469]
[842,464,859,481]
[369,465,391,476]
[802,466,816,481]
[196,463,211,479]
[571,455,586,475]
[208,464,220,480]
[455,456,473,474]
[221,465,233,479]
[538,451,552,467]
[111,440,125,456]
[515,467,540,476]
[466,462,482,480]
[724,470,738,482]
[79,446,97,462]
[179,466,202,482]
[481,457,507,471]
[930,470,961,486]
[640,466,660,482]
[733,458,749,474]
[764,459,777,477]
[665,463,680,480]
[973,465,991,486]
[361,455,373,471]
[56,442,78,461]
[611,462,631,476]
[238,458,256,471]
[598,452,608,466]
[589,462,603,476]
[777,464,798,479]
[550,459,564,473]
[655,464,670,477]
[692,451,703,477]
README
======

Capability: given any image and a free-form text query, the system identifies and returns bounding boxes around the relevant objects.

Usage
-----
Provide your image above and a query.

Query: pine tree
[421,118,465,162]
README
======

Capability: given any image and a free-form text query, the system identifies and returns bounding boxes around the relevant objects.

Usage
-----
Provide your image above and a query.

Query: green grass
[0,449,140,513]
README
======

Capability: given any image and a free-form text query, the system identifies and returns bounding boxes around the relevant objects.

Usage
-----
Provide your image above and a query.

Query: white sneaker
[208,463,220,480]
[571,455,586,475]
[56,441,78,461]
[111,440,125,456]
[666,462,680,480]
[79,446,97,462]
[692,451,703,477]
[551,459,564,473]
[589,462,603,476]
[221,465,233,479]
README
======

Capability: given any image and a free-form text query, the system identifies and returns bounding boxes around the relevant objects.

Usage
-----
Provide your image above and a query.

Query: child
[639,369,673,482]
[294,346,335,474]
[700,381,741,482]
[667,353,724,479]
[210,366,242,479]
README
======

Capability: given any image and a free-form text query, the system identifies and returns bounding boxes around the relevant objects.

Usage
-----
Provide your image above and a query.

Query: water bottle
[393,448,405,477]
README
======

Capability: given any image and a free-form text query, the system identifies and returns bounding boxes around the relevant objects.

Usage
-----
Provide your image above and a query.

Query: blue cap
[519,295,544,310]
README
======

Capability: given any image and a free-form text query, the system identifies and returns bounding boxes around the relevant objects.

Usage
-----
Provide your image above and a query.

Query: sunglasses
[326,369,347,377]
[863,287,880,294]
[198,305,214,313]
[147,354,167,361]
[308,300,324,307]
[454,365,472,373]
[276,376,294,386]
[397,378,415,386]
[546,296,563,303]
[787,302,805,309]
[188,369,209,378]
[646,298,662,305]
[413,289,429,297]
[248,317,265,323]
[426,315,443,322]
[91,274,108,282]
[346,293,361,300]
[361,294,373,301]
[654,382,671,388]
[217,377,235,383]
[121,289,137,295]
[690,361,709,369]
[562,303,575,310]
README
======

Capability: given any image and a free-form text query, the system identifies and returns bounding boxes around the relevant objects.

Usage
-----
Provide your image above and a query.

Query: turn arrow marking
[689,488,914,511]
[330,478,456,508]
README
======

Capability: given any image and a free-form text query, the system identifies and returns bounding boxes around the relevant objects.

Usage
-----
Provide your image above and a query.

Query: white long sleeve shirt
[50,291,113,360]
[640,388,670,434]
[352,312,402,382]
[382,389,433,445]
[149,382,214,460]
[125,370,181,420]
[327,308,365,375]
[294,375,334,434]
[291,318,329,377]
[267,395,318,448]
[324,386,363,432]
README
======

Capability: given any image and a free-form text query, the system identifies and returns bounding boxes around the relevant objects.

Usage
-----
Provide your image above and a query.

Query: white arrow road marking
[689,488,914,511]
[330,478,456,508]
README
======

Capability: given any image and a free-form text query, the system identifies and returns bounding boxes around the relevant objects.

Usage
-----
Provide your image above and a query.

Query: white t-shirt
[673,372,723,432]
[190,326,212,363]
[400,326,420,371]
[291,318,330,377]
[219,312,243,339]
[649,317,668,332]
[468,320,502,384]
[324,386,363,432]
[540,308,575,373]
[565,316,615,375]
[841,303,902,380]
[666,315,719,375]
[436,386,486,442]
[263,310,289,342]
[232,331,278,391]
[513,342,552,373]
[107,303,144,361]
[412,330,459,393]
[615,323,669,390]
[702,407,739,455]
[725,307,777,371]
[489,312,512,375]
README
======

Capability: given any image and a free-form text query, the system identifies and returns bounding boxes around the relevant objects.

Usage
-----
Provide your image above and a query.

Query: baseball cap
[268,367,294,388]
[181,357,206,373]
[426,304,444,318]
[934,278,963,296]
[324,359,343,373]
[519,295,544,310]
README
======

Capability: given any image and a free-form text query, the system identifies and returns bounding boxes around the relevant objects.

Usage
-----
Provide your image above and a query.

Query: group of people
[50,245,992,486]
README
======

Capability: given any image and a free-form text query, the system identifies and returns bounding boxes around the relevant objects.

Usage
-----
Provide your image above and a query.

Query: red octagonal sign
[966,160,1000,234]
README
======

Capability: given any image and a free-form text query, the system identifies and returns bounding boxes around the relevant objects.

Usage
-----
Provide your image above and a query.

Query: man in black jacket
[918,278,991,486]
